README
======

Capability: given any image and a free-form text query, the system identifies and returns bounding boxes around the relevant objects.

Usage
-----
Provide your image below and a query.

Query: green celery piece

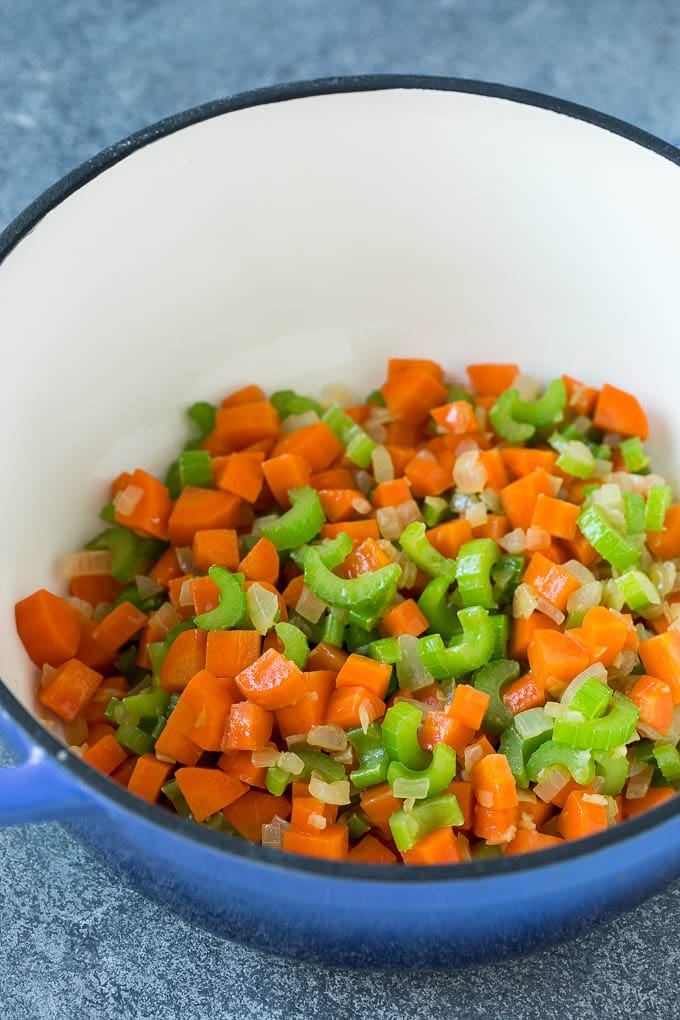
[417,576,460,641]
[594,751,629,795]
[512,378,567,427]
[99,501,116,524]
[445,606,495,679]
[499,707,553,788]
[472,842,503,859]
[619,436,650,474]
[389,793,464,853]
[653,744,680,782]
[568,677,613,720]
[178,449,212,489]
[303,548,401,629]
[265,749,346,797]
[322,404,377,469]
[634,739,656,763]
[274,622,310,669]
[615,569,661,612]
[418,633,453,679]
[421,496,450,528]
[387,742,457,799]
[187,401,217,444]
[344,810,372,842]
[623,491,646,535]
[446,383,475,406]
[348,723,391,789]
[381,702,430,770]
[162,779,192,818]
[290,532,353,571]
[555,440,596,479]
[367,637,402,665]
[492,554,525,605]
[489,390,535,443]
[552,693,639,751]
[577,504,641,571]
[86,527,166,584]
[526,740,595,785]
[265,766,291,797]
[399,522,458,583]
[455,539,500,610]
[488,613,509,660]
[645,485,672,532]
[365,390,386,407]
[114,722,155,756]
[194,567,247,631]
[320,610,346,648]
[261,486,326,552]
[344,622,379,653]
[472,658,519,734]
[270,390,323,419]
[121,687,170,723]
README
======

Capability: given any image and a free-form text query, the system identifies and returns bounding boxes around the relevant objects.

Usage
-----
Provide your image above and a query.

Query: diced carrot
[82,676,129,724]
[214,452,264,503]
[380,368,448,426]
[472,514,510,541]
[448,780,475,829]
[517,798,553,829]
[478,448,510,490]
[378,599,429,638]
[188,575,220,615]
[175,767,247,822]
[335,654,392,699]
[127,754,173,803]
[160,628,207,692]
[290,794,338,832]
[466,363,518,396]
[113,468,171,540]
[262,454,311,508]
[339,537,393,578]
[404,453,452,497]
[528,629,590,691]
[573,605,630,668]
[76,621,116,673]
[648,504,680,560]
[205,630,262,677]
[69,575,124,606]
[593,383,649,440]
[320,520,380,543]
[235,648,306,709]
[220,384,266,407]
[348,834,398,864]
[281,575,305,610]
[273,422,343,472]
[360,782,402,835]
[111,471,132,498]
[500,469,554,530]
[500,448,558,479]
[549,777,594,809]
[388,357,444,381]
[473,805,518,843]
[217,748,270,788]
[430,400,478,435]
[471,754,519,810]
[418,712,475,756]
[282,824,348,860]
[223,790,291,843]
[623,787,676,818]
[86,722,116,745]
[167,575,198,619]
[168,487,241,546]
[154,717,203,765]
[639,630,680,703]
[325,686,386,729]
[562,374,598,417]
[91,602,147,655]
[170,668,234,751]
[238,537,280,586]
[448,684,489,730]
[426,519,473,559]
[629,674,675,735]
[305,641,348,672]
[402,826,463,865]
[563,530,601,568]
[508,612,560,661]
[531,494,580,540]
[149,547,184,587]
[82,734,128,775]
[372,477,412,509]
[212,401,280,453]
[384,441,418,471]
[558,790,608,840]
[275,669,336,738]
[522,552,581,613]
[317,489,369,522]
[502,673,546,714]
[504,829,564,855]
[222,700,274,751]
[38,658,102,721]
[15,589,83,667]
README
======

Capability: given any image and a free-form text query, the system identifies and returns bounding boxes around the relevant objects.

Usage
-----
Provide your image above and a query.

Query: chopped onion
[532,592,565,625]
[308,813,327,830]
[281,410,320,433]
[543,703,584,723]
[605,796,619,825]
[351,495,372,515]
[525,526,551,552]
[393,777,430,799]
[251,747,279,768]
[135,574,164,599]
[61,550,113,578]
[650,561,676,598]
[396,500,423,529]
[663,706,680,745]
[285,733,308,748]
[500,529,527,555]
[353,472,373,496]
[175,546,196,574]
[63,715,88,747]
[516,788,538,804]
[395,696,442,715]
[359,698,378,732]
[465,501,488,528]
[402,797,416,813]
[582,793,608,807]
[604,471,667,496]
[566,581,603,614]
[364,420,387,443]
[511,373,541,401]
[457,833,472,861]
[308,770,351,805]
[601,579,626,612]
[487,824,516,847]
[178,578,195,608]
[609,648,637,679]
[636,722,666,741]
[571,415,592,435]
[463,742,484,777]
[513,582,538,619]
[474,405,487,430]
[277,751,305,775]
[261,815,291,850]
[307,724,348,753]
[454,450,488,494]
[40,663,56,687]
[548,474,563,497]
[149,601,183,637]
[377,539,399,560]
[371,446,394,484]
[396,555,418,591]
[115,484,144,518]
[322,382,356,407]
[92,600,111,622]
[331,746,355,765]
[534,764,571,802]
[481,488,503,514]
[377,506,402,540]
[518,812,537,831]
[66,596,93,623]
[295,585,327,624]
[625,763,654,800]
[396,634,434,691]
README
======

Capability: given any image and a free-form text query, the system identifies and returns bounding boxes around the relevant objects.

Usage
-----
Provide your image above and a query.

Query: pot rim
[2,73,679,883]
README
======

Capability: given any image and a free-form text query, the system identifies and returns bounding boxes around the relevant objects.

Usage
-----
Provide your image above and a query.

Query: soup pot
[1,76,679,970]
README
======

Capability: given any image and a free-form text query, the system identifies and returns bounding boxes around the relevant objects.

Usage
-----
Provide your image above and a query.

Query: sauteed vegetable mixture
[15,360,680,864]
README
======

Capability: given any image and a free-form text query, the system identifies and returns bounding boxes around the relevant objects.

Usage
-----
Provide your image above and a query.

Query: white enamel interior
[0,86,679,717]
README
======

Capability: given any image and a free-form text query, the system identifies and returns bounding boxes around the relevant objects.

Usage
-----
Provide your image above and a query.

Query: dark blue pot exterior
[2,76,680,971]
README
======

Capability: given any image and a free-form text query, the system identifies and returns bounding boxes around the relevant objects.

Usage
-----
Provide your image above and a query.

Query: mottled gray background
[2,1,680,1017]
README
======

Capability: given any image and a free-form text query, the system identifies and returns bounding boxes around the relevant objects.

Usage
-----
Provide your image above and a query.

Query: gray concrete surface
[2,1,680,1016]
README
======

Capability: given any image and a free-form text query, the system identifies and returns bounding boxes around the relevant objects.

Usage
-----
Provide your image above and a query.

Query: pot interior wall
[0,86,678,716]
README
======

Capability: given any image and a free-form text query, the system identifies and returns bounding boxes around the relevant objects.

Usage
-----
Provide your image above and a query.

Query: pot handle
[0,708,93,826]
